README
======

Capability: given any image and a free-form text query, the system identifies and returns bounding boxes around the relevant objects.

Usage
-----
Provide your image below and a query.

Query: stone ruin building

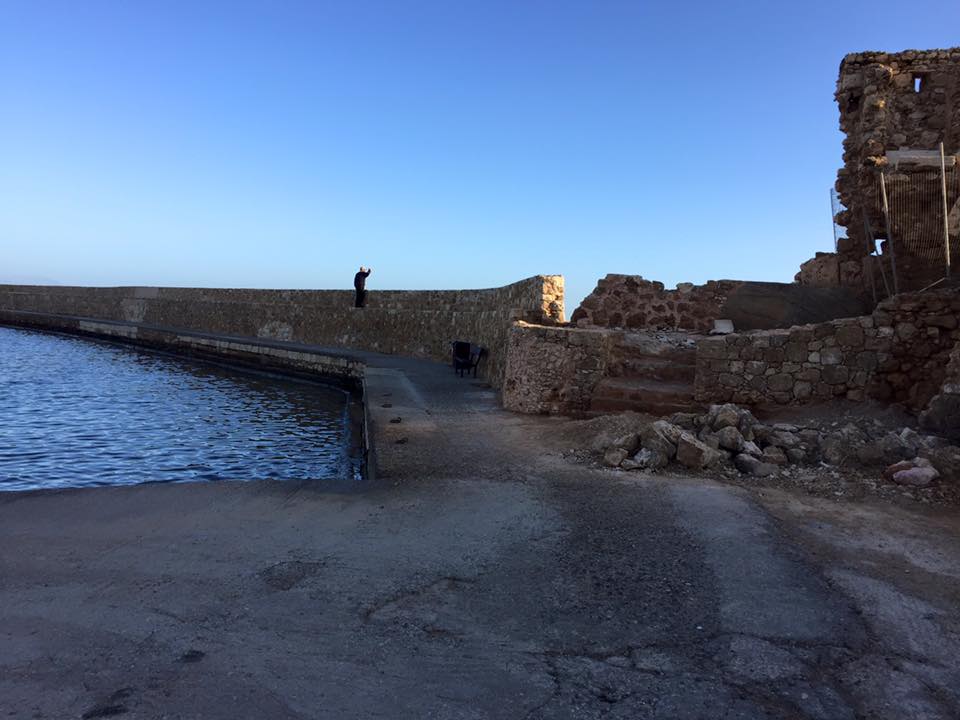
[502,47,960,445]
[800,47,960,300]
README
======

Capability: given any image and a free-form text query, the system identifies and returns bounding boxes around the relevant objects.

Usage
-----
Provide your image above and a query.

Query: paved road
[2,348,959,719]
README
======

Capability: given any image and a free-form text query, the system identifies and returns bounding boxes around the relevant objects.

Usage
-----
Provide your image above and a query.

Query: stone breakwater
[0,276,564,388]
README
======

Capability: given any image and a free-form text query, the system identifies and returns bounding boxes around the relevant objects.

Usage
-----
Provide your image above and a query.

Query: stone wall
[502,322,698,416]
[502,323,614,414]
[833,47,960,293]
[0,276,564,388]
[695,289,960,411]
[571,274,867,332]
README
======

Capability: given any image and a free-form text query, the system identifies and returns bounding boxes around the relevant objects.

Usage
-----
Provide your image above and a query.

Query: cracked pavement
[2,351,960,718]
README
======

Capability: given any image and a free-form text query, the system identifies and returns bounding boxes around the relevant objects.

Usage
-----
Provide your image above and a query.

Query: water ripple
[0,327,360,490]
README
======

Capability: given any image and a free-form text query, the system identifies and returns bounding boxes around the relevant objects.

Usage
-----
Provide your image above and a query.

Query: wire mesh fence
[863,156,960,292]
[879,165,960,266]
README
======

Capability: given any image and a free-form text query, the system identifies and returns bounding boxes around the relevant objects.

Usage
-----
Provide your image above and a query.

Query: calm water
[0,326,361,491]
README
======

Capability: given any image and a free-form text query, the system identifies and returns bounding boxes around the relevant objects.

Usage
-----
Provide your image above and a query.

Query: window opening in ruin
[913,74,924,92]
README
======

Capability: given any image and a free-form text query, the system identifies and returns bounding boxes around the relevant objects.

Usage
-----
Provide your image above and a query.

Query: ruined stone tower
[831,48,960,296]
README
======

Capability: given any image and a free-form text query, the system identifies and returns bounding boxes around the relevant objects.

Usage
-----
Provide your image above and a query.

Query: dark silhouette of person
[354,266,372,308]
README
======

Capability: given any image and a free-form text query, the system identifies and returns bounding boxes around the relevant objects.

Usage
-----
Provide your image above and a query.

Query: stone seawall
[695,289,960,410]
[0,276,564,387]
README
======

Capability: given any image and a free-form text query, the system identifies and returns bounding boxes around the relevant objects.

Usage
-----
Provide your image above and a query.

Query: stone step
[589,378,700,416]
[611,358,697,383]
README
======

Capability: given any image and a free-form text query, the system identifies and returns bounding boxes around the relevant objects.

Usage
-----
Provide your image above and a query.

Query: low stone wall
[502,322,698,416]
[502,323,611,414]
[695,289,960,410]
[0,276,564,387]
[571,274,867,332]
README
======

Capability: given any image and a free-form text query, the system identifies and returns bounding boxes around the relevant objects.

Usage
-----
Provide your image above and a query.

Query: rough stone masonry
[801,48,960,297]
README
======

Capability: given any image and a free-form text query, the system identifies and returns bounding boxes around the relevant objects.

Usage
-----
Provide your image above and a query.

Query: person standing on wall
[354,266,372,308]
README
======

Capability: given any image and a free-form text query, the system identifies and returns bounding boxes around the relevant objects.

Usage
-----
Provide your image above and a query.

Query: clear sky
[1,1,957,309]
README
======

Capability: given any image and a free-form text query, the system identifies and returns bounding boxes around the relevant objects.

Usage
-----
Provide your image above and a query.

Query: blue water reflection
[0,326,360,490]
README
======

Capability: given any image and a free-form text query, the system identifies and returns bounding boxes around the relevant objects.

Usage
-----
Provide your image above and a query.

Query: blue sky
[1,1,957,309]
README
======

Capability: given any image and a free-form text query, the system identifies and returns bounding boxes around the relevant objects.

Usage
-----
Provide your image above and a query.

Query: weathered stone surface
[612,433,641,456]
[767,431,801,449]
[833,49,960,296]
[920,444,960,482]
[668,412,699,430]
[785,448,806,464]
[920,342,960,439]
[676,432,725,469]
[603,447,628,468]
[1,277,567,399]
[697,429,721,450]
[716,426,744,452]
[710,404,741,430]
[762,446,788,466]
[742,440,763,457]
[633,447,670,470]
[650,420,684,445]
[734,453,778,476]
[694,289,960,413]
[641,422,681,460]
[822,424,868,466]
[571,275,865,333]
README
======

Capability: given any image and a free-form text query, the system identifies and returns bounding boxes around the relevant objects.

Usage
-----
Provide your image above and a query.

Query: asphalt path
[2,348,958,719]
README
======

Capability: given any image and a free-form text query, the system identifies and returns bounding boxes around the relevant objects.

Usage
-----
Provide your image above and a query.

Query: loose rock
[677,433,725,470]
[716,426,745,452]
[734,453,778,477]
[762,446,788,466]
[603,447,628,468]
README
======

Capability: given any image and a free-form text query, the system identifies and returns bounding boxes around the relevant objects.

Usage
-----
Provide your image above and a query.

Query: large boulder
[676,432,726,470]
[709,404,741,431]
[716,426,745,453]
[697,429,721,450]
[821,424,868,466]
[706,403,757,439]
[641,421,682,459]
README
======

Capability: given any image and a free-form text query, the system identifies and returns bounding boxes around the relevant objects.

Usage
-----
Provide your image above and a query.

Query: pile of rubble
[598,403,960,487]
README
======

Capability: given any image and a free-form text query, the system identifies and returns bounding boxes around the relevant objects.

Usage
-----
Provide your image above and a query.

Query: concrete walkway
[2,323,960,719]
